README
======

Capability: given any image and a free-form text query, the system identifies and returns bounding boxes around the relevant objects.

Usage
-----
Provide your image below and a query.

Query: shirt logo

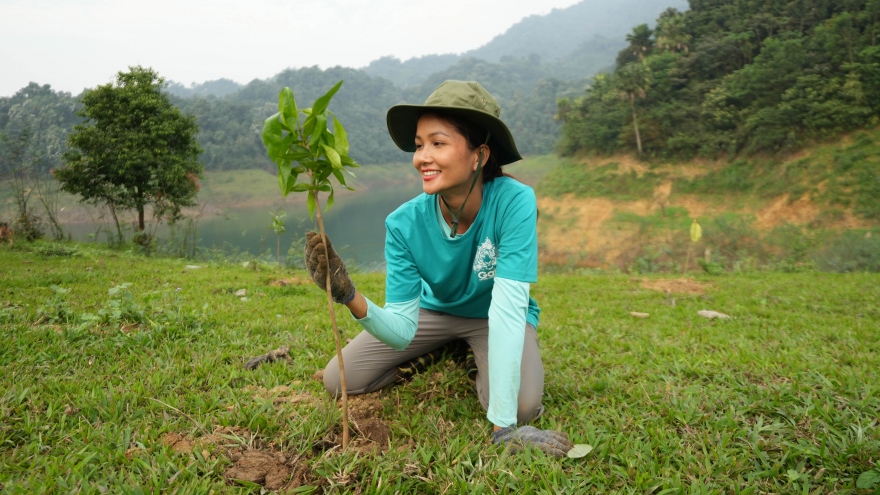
[473,237,497,281]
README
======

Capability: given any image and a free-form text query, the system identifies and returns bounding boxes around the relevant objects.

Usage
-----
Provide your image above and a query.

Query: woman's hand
[492,425,574,458]
[304,231,356,304]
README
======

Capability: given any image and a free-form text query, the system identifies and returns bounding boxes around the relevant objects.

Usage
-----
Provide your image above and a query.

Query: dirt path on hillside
[537,180,874,267]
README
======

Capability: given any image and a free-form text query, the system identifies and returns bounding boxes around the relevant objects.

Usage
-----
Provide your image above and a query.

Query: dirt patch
[755,194,822,229]
[269,276,309,287]
[160,432,193,454]
[162,426,321,491]
[639,277,711,295]
[161,426,255,456]
[243,384,321,407]
[538,195,654,265]
[334,393,392,454]
[346,393,384,420]
[224,449,312,491]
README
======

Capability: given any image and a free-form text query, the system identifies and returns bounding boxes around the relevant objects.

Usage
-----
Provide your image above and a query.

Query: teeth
[423,171,440,176]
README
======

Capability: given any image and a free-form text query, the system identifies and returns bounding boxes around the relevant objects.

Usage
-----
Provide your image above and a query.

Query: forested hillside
[363,0,688,88]
[5,0,675,174]
[4,0,879,180]
[558,0,880,159]
[0,83,79,177]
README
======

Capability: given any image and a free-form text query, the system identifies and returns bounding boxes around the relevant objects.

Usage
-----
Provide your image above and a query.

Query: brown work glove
[304,231,356,304]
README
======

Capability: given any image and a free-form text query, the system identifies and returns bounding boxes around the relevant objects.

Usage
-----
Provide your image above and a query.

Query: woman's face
[412,113,484,197]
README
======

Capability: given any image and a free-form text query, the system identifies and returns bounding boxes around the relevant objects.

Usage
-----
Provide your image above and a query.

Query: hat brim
[386,104,523,166]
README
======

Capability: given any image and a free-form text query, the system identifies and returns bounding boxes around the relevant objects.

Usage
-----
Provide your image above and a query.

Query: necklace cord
[443,132,491,238]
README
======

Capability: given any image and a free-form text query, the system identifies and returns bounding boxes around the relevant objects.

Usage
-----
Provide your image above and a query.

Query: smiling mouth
[423,171,440,177]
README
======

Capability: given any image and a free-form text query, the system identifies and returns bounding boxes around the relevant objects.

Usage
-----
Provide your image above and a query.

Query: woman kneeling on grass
[305,80,574,457]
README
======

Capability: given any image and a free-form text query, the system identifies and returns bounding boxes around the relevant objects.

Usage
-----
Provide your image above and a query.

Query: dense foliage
[558,1,880,159]
[54,67,203,237]
[0,83,79,177]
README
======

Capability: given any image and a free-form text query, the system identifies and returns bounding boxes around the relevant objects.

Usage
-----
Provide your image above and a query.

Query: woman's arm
[486,277,530,428]
[346,293,420,351]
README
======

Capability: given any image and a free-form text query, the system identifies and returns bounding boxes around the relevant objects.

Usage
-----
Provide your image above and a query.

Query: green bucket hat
[386,80,522,166]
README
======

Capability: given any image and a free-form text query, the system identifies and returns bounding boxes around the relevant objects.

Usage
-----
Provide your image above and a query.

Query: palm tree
[656,10,692,53]
[626,24,655,61]
[616,63,652,156]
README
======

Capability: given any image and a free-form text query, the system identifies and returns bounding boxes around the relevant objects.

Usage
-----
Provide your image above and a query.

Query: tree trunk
[108,204,123,245]
[137,204,145,232]
[630,93,643,156]
[312,191,350,449]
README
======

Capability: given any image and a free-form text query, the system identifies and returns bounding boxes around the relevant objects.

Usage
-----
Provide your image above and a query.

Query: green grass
[505,154,564,187]
[2,242,880,493]
[537,161,662,200]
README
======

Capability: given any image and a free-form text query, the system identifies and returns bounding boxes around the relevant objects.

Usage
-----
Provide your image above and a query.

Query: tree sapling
[261,80,359,448]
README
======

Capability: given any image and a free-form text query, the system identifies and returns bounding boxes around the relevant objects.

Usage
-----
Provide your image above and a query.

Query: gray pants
[323,308,544,424]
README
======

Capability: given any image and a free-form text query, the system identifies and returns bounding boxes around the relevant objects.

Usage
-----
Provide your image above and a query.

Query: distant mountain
[468,0,688,63]
[363,0,688,88]
[166,78,243,99]
[361,54,461,89]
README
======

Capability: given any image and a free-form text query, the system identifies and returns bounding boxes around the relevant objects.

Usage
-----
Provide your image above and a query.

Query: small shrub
[79,283,145,327]
[814,231,880,272]
[13,211,44,242]
[698,258,725,275]
[34,243,80,257]
[36,285,76,324]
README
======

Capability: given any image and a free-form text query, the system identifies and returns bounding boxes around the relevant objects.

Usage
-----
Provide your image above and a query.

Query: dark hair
[431,112,505,183]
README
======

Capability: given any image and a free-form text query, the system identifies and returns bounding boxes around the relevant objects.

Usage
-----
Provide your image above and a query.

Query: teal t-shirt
[384,177,540,328]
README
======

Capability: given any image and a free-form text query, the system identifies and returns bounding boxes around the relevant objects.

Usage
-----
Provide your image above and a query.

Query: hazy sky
[1,0,582,97]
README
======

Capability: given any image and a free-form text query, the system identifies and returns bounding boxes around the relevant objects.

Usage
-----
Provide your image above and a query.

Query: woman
[305,80,573,457]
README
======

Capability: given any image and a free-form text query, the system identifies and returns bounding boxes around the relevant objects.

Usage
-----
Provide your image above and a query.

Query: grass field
[1,241,879,493]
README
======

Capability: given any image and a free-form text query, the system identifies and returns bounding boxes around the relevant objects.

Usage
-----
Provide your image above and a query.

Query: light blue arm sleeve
[353,296,420,351]
[487,277,530,428]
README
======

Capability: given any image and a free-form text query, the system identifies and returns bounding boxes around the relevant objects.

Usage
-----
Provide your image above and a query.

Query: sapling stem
[312,190,350,449]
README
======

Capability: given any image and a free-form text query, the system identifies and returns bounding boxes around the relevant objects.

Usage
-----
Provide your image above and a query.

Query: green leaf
[312,80,343,116]
[786,469,801,481]
[690,219,702,243]
[341,155,361,169]
[283,151,311,162]
[278,87,298,129]
[326,188,335,212]
[566,444,593,459]
[322,144,343,170]
[261,115,286,161]
[302,114,316,138]
[277,163,292,196]
[308,113,327,150]
[307,191,317,220]
[857,470,880,489]
[289,183,310,193]
[331,167,347,187]
[332,113,349,156]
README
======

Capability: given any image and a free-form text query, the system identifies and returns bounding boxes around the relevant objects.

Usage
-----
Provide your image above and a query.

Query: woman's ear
[473,145,491,171]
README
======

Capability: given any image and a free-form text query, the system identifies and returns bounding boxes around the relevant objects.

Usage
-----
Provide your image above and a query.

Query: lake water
[66,182,424,271]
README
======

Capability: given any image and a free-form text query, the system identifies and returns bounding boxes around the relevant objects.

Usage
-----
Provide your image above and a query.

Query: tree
[656,9,692,53]
[616,62,652,155]
[0,83,78,241]
[55,67,203,243]
[618,24,655,67]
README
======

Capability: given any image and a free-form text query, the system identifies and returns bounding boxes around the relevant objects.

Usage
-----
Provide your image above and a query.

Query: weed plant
[1,241,879,492]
